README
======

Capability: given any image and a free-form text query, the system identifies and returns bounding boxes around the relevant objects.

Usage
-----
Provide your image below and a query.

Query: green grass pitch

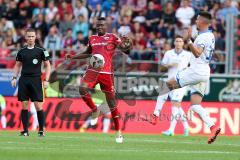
[0,131,239,160]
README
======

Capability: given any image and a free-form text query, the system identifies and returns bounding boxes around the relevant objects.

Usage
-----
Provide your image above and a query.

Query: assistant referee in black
[11,28,51,137]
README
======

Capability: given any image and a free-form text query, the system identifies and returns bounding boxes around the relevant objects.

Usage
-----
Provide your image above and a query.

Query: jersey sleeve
[16,51,22,62]
[161,52,169,65]
[113,34,122,46]
[87,37,92,52]
[195,37,207,49]
[41,49,50,61]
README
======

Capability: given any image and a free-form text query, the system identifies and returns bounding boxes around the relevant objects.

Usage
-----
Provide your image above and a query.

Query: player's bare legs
[189,94,221,144]
[162,101,189,136]
[34,102,45,137]
[79,83,98,118]
[20,101,29,136]
[79,84,99,125]
[105,92,123,143]
[166,78,181,90]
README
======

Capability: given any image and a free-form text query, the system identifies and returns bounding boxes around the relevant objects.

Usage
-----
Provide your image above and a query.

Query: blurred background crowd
[0,0,239,73]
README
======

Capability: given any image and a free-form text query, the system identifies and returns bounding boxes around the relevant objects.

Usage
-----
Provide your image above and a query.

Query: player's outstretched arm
[65,46,92,60]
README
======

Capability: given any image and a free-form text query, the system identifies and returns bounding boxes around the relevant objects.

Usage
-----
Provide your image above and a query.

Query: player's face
[96,20,106,35]
[25,31,36,45]
[196,15,204,30]
[174,38,184,49]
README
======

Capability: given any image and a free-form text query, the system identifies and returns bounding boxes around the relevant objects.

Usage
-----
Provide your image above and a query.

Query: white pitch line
[45,135,240,147]
[0,146,239,155]
[1,134,240,147]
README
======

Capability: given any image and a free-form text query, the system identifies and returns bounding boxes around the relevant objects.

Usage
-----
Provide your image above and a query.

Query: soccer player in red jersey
[66,17,132,143]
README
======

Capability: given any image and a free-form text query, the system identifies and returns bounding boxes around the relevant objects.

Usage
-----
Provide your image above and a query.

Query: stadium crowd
[0,0,239,72]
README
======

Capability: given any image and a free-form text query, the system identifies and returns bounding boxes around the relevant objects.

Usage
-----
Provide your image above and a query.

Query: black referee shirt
[16,46,50,77]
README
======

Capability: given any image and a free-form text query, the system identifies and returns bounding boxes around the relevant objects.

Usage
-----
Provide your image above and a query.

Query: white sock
[153,94,167,116]
[190,104,214,128]
[82,117,91,128]
[178,107,189,130]
[1,115,6,128]
[169,106,179,133]
[102,118,110,133]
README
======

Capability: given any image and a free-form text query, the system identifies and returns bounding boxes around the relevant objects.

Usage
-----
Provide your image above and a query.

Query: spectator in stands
[106,16,116,33]
[146,32,157,49]
[62,28,74,49]
[6,1,18,21]
[32,14,48,38]
[74,0,89,21]
[46,1,58,22]
[127,0,147,16]
[118,16,131,36]
[0,0,7,18]
[59,13,74,36]
[50,13,61,28]
[89,4,106,24]
[131,32,147,60]
[216,0,239,21]
[108,4,119,26]
[58,1,73,20]
[210,2,221,18]
[214,31,225,51]
[158,23,175,40]
[191,0,205,9]
[120,5,133,17]
[102,0,116,12]
[0,17,15,33]
[6,29,17,43]
[87,0,103,11]
[32,0,46,20]
[145,1,161,32]
[36,29,44,47]
[73,31,88,50]
[175,0,195,27]
[44,26,61,51]
[131,21,147,36]
[161,2,176,25]
[19,0,33,19]
[211,18,225,38]
[73,14,89,39]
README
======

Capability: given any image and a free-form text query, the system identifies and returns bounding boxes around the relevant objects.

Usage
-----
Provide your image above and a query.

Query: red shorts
[81,70,115,93]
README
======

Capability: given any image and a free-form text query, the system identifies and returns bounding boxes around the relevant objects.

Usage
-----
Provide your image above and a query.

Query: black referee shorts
[18,76,44,102]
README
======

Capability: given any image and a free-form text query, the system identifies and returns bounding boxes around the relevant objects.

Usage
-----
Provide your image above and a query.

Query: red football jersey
[88,33,121,73]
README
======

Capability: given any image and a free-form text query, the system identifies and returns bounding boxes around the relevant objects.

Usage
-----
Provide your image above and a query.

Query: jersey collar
[198,29,212,35]
[174,49,183,55]
[27,46,35,49]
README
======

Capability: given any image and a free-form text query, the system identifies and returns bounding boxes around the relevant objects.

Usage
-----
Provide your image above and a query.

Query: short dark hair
[199,11,212,20]
[97,17,106,21]
[175,35,184,40]
[77,31,83,35]
[26,28,36,33]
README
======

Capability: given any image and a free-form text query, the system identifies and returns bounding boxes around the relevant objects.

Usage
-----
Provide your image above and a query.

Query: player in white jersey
[150,36,191,136]
[166,11,221,144]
